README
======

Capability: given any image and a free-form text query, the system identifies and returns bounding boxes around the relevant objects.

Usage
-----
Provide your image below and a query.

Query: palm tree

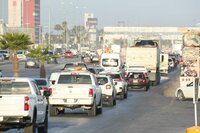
[71,25,88,45]
[27,47,49,78]
[0,32,32,77]
[54,21,69,45]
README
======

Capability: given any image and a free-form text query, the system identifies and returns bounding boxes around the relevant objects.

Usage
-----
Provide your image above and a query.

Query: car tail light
[89,89,93,97]
[24,96,29,111]
[41,87,49,91]
[144,72,148,77]
[115,78,122,82]
[142,79,146,83]
[49,88,53,96]
[106,85,111,89]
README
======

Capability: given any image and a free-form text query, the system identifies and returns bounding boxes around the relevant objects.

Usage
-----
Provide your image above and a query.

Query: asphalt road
[0,58,199,133]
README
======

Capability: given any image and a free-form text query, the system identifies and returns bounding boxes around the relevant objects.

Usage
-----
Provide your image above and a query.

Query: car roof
[0,77,34,82]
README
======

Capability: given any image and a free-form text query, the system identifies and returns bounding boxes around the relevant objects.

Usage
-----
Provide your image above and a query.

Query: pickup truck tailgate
[50,84,93,99]
[0,95,26,116]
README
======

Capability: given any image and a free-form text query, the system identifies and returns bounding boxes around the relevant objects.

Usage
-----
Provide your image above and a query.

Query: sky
[1,0,200,29]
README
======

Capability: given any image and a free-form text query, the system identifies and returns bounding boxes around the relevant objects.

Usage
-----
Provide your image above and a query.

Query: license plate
[0,116,3,121]
[133,80,138,83]
[63,99,75,103]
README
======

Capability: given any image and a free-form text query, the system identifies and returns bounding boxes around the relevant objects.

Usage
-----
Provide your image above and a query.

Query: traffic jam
[0,31,199,133]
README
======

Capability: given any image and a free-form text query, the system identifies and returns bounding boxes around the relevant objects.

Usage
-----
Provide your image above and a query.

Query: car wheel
[24,112,36,133]
[177,90,185,101]
[108,96,115,107]
[97,98,103,114]
[49,105,57,116]
[58,109,65,114]
[120,89,125,100]
[38,110,48,133]
[88,100,97,117]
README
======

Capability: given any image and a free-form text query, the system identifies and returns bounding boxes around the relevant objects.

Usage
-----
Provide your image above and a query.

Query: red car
[126,72,150,91]
[64,51,73,58]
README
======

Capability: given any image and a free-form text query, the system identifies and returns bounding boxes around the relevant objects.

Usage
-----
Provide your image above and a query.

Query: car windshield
[0,82,31,94]
[34,79,47,86]
[57,75,92,84]
[102,59,118,67]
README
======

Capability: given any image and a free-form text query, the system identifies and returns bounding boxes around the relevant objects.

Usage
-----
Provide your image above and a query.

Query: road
[0,58,199,133]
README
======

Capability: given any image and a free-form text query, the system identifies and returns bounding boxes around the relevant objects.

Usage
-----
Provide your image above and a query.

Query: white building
[0,21,7,35]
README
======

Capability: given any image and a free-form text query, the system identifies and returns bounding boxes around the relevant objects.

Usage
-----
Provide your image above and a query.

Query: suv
[49,69,102,117]
[96,75,117,106]
[99,70,128,99]
[0,78,49,132]
[126,72,150,91]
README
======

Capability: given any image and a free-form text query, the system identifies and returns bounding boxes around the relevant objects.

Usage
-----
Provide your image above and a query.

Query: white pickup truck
[49,70,102,117]
[0,78,49,133]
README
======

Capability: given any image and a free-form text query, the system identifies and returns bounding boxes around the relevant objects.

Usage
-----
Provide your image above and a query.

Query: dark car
[126,72,150,91]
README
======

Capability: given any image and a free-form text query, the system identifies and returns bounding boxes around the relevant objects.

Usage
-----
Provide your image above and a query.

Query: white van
[100,53,121,71]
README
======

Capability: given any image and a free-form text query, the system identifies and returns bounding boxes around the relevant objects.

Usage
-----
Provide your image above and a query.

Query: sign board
[193,77,199,104]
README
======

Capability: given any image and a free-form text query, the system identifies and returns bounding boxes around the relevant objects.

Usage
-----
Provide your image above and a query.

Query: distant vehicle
[83,56,91,63]
[175,82,198,101]
[0,53,5,61]
[62,63,87,71]
[87,67,99,74]
[160,53,169,75]
[70,49,78,57]
[0,49,9,59]
[100,53,121,71]
[126,40,161,86]
[91,55,99,62]
[0,70,2,77]
[99,70,127,99]
[25,58,40,68]
[64,51,73,58]
[126,72,150,91]
[17,50,27,61]
[96,75,117,106]
[126,66,149,77]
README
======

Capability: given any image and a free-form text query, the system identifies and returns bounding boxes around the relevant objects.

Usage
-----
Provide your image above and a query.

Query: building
[84,13,98,46]
[8,0,40,43]
[103,27,200,54]
[0,21,7,35]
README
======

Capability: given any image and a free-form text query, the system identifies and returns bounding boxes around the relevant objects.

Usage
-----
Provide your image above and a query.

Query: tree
[27,47,49,78]
[54,21,69,45]
[71,25,89,45]
[0,32,32,77]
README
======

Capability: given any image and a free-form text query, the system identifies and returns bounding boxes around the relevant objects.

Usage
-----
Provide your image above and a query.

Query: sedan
[64,51,73,58]
[25,59,40,68]
[175,82,198,101]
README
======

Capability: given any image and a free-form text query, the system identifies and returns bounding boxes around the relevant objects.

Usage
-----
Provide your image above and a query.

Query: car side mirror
[43,90,50,97]
[115,82,117,85]
[51,81,55,85]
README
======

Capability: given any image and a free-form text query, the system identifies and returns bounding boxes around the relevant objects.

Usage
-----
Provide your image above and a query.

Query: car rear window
[58,75,92,84]
[110,74,121,79]
[0,82,31,94]
[128,73,144,79]
[34,79,47,86]
[97,77,108,85]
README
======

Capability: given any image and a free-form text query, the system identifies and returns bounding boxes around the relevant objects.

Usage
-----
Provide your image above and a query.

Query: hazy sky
[1,0,200,29]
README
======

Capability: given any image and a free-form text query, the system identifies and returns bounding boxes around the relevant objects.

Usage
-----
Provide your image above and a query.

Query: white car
[0,53,5,61]
[0,77,49,132]
[49,69,102,117]
[175,82,198,101]
[96,75,117,106]
[99,70,128,99]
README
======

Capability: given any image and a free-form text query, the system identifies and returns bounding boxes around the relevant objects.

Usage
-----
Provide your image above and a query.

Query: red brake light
[24,96,29,111]
[89,88,93,97]
[49,88,52,96]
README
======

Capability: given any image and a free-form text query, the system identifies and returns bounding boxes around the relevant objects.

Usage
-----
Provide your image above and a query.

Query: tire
[108,97,115,106]
[97,99,103,114]
[120,89,125,100]
[24,112,36,133]
[88,100,97,117]
[49,105,57,117]
[124,89,128,99]
[177,90,185,101]
[144,86,148,91]
[38,111,48,133]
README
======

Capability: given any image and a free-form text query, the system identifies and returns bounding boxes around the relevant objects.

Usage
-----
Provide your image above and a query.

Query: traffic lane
[0,57,81,77]
[47,89,196,133]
